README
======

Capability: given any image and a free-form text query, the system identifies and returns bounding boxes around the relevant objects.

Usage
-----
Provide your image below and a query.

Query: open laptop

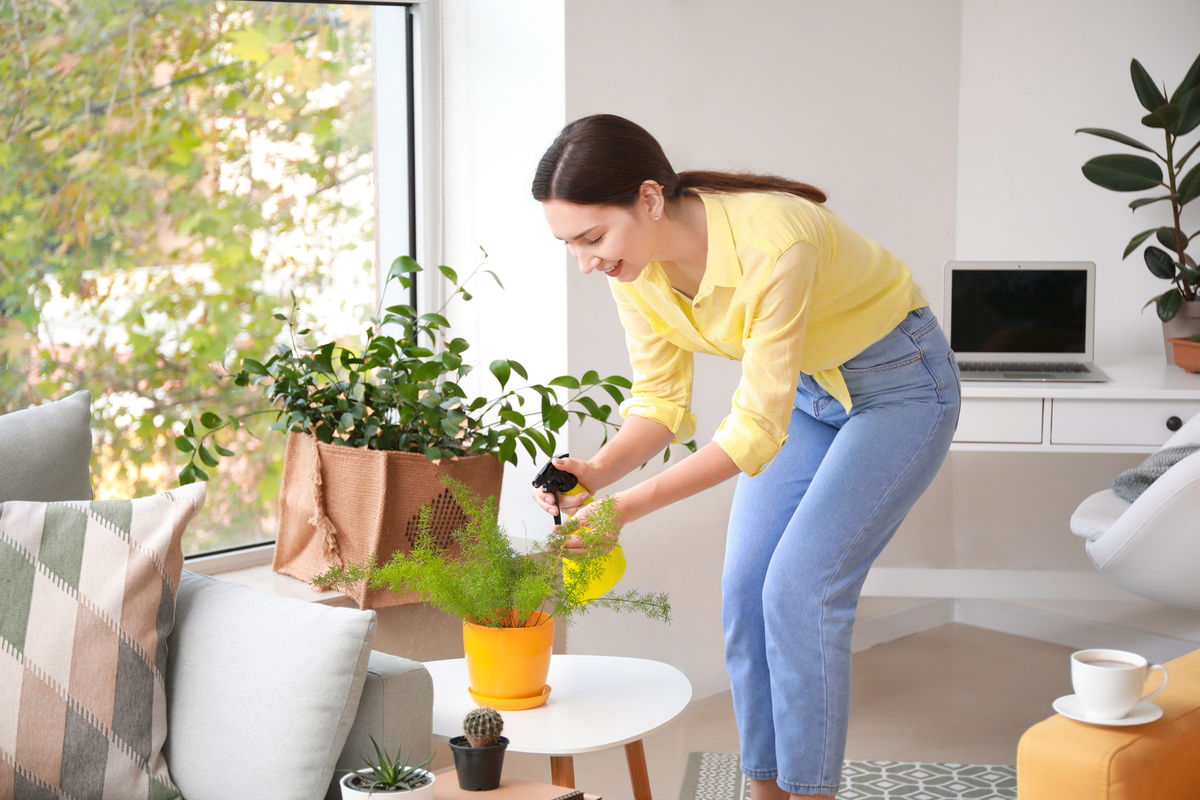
[943,261,1109,382]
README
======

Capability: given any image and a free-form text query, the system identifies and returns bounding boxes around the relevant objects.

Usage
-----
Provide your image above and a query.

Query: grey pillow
[164,572,376,800]
[0,389,93,502]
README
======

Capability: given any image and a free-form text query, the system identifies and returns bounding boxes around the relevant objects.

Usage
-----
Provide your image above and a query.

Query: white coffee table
[425,655,692,800]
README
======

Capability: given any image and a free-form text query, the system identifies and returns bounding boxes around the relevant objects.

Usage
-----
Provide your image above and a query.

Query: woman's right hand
[531,456,602,518]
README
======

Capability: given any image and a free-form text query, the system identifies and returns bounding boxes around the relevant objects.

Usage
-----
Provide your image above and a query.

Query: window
[0,0,426,556]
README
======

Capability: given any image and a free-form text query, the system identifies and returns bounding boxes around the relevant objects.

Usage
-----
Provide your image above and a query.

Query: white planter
[339,768,436,800]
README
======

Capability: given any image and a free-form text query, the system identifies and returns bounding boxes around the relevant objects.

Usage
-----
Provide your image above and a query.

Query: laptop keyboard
[958,361,1089,373]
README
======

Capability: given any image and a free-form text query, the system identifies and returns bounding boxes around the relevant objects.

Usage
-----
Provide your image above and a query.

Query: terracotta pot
[462,611,554,709]
[1162,301,1200,365]
[1167,337,1200,373]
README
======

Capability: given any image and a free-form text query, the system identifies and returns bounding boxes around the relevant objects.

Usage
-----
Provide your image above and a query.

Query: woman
[530,114,960,800]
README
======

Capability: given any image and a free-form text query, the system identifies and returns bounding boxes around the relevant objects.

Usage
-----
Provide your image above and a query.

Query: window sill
[184,543,352,606]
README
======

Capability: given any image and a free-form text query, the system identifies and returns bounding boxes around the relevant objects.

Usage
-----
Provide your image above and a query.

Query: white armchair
[1070,412,1200,609]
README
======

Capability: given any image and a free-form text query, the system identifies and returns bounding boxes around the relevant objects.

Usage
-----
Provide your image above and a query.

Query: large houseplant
[174,255,641,606]
[1077,53,1200,331]
[314,477,671,708]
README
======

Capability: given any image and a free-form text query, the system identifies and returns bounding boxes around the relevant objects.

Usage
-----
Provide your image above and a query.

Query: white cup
[1070,648,1168,720]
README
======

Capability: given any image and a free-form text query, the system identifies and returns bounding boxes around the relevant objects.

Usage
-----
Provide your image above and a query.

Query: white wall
[561,0,964,699]
[438,0,1200,701]
[439,0,567,539]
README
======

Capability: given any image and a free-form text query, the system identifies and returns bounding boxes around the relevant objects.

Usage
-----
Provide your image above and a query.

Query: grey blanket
[1111,444,1200,503]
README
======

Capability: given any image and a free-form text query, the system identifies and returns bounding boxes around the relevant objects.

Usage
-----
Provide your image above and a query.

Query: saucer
[1052,694,1163,726]
[468,684,551,710]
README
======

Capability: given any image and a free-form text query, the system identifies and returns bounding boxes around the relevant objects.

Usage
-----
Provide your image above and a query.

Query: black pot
[447,735,509,791]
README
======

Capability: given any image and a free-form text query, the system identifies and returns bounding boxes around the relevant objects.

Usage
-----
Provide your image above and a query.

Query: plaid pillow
[0,482,206,799]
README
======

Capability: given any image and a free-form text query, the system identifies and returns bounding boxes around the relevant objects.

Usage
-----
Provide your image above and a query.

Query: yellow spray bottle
[532,455,626,602]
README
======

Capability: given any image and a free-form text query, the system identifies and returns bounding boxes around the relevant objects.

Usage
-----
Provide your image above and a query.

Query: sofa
[0,390,434,800]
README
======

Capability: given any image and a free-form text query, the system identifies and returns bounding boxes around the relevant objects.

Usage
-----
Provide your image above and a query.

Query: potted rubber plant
[172,255,638,607]
[339,736,435,799]
[447,707,509,792]
[1077,52,1200,359]
[313,477,671,709]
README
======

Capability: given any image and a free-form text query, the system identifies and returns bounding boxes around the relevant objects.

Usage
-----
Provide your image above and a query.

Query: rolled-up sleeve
[712,242,817,476]
[612,289,698,444]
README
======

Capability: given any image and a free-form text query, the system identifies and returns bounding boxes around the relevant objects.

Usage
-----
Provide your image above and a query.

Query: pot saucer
[1052,694,1163,726]
[468,684,551,710]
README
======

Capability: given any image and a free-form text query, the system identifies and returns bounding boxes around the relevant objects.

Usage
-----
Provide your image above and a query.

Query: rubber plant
[1077,52,1200,321]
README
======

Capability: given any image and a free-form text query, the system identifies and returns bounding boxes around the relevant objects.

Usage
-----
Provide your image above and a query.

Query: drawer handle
[1167,416,1183,432]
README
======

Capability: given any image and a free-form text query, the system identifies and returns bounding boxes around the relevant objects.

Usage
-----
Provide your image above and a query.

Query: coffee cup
[1070,648,1168,720]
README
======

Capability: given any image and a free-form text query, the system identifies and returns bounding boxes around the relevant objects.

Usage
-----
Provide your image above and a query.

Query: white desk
[425,655,692,800]
[953,357,1200,454]
[862,357,1200,601]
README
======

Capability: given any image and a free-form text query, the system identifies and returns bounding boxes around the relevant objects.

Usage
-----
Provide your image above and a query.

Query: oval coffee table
[425,655,692,800]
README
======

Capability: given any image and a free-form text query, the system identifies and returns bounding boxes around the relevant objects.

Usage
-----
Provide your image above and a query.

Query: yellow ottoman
[1018,648,1200,799]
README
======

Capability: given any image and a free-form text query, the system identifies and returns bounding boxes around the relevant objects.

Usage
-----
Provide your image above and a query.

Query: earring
[654,216,660,221]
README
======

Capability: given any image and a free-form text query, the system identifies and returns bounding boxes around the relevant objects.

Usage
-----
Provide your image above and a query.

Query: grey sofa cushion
[165,572,377,800]
[0,390,93,502]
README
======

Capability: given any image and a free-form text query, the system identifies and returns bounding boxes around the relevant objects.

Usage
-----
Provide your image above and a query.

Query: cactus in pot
[448,707,509,791]
[463,707,504,748]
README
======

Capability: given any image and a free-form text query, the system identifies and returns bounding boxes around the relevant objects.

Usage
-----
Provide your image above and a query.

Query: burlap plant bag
[272,431,504,609]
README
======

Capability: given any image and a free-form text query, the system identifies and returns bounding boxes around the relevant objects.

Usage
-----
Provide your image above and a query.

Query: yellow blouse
[610,190,927,476]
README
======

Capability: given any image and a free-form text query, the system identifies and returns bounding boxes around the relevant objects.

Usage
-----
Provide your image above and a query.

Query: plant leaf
[1180,162,1200,206]
[1173,85,1200,136]
[1144,246,1177,279]
[1157,288,1183,321]
[548,376,580,389]
[1157,227,1187,251]
[1075,127,1157,154]
[1171,51,1200,103]
[489,359,511,389]
[1129,194,1178,210]
[175,435,195,453]
[1141,103,1181,130]
[391,255,422,277]
[1131,58,1166,112]
[1081,154,1163,191]
[1123,228,1160,258]
[438,264,458,284]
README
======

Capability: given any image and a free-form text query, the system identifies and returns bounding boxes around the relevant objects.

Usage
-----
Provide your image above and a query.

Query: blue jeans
[721,307,960,795]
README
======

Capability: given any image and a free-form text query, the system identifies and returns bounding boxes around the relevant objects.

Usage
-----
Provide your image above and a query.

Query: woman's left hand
[556,497,620,556]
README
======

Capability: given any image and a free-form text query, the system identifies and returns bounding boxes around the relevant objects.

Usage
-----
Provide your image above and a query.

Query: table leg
[550,755,575,788]
[625,740,652,800]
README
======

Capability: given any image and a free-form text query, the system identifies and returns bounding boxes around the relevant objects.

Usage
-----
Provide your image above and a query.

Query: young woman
[530,114,960,800]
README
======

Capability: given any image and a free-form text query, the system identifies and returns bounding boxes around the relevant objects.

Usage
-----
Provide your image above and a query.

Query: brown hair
[532,114,826,207]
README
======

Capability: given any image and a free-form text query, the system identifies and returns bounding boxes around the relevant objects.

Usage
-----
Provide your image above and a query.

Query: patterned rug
[679,752,1016,800]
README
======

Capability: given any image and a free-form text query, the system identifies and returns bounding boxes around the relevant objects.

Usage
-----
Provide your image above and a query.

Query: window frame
[185,0,438,571]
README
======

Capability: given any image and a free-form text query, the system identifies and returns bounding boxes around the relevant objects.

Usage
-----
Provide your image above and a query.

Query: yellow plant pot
[462,611,554,709]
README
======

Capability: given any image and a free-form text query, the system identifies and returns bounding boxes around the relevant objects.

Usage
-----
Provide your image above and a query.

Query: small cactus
[463,707,504,748]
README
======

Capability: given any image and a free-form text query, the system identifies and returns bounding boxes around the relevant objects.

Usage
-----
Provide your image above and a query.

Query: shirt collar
[696,192,740,290]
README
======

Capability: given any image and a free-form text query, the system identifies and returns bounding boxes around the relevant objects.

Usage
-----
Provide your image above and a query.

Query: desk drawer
[1050,399,1200,446]
[955,398,1044,443]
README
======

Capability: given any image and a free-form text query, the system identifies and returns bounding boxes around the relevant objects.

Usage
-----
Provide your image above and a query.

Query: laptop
[942,261,1109,382]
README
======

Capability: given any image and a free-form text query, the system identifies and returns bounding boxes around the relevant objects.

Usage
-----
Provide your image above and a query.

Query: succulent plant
[462,707,504,748]
[343,735,433,792]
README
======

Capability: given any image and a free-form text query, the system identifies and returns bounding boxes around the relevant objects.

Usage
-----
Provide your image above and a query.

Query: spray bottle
[532,455,626,602]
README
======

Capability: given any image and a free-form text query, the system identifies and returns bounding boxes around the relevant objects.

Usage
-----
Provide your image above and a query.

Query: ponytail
[533,114,825,207]
[675,170,826,204]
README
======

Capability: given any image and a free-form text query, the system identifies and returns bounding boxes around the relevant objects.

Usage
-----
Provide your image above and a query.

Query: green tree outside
[1,0,378,552]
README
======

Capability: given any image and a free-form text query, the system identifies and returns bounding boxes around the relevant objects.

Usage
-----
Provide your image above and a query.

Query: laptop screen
[947,265,1090,356]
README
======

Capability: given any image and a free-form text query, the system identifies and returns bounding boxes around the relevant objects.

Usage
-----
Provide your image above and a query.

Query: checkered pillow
[0,482,206,799]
